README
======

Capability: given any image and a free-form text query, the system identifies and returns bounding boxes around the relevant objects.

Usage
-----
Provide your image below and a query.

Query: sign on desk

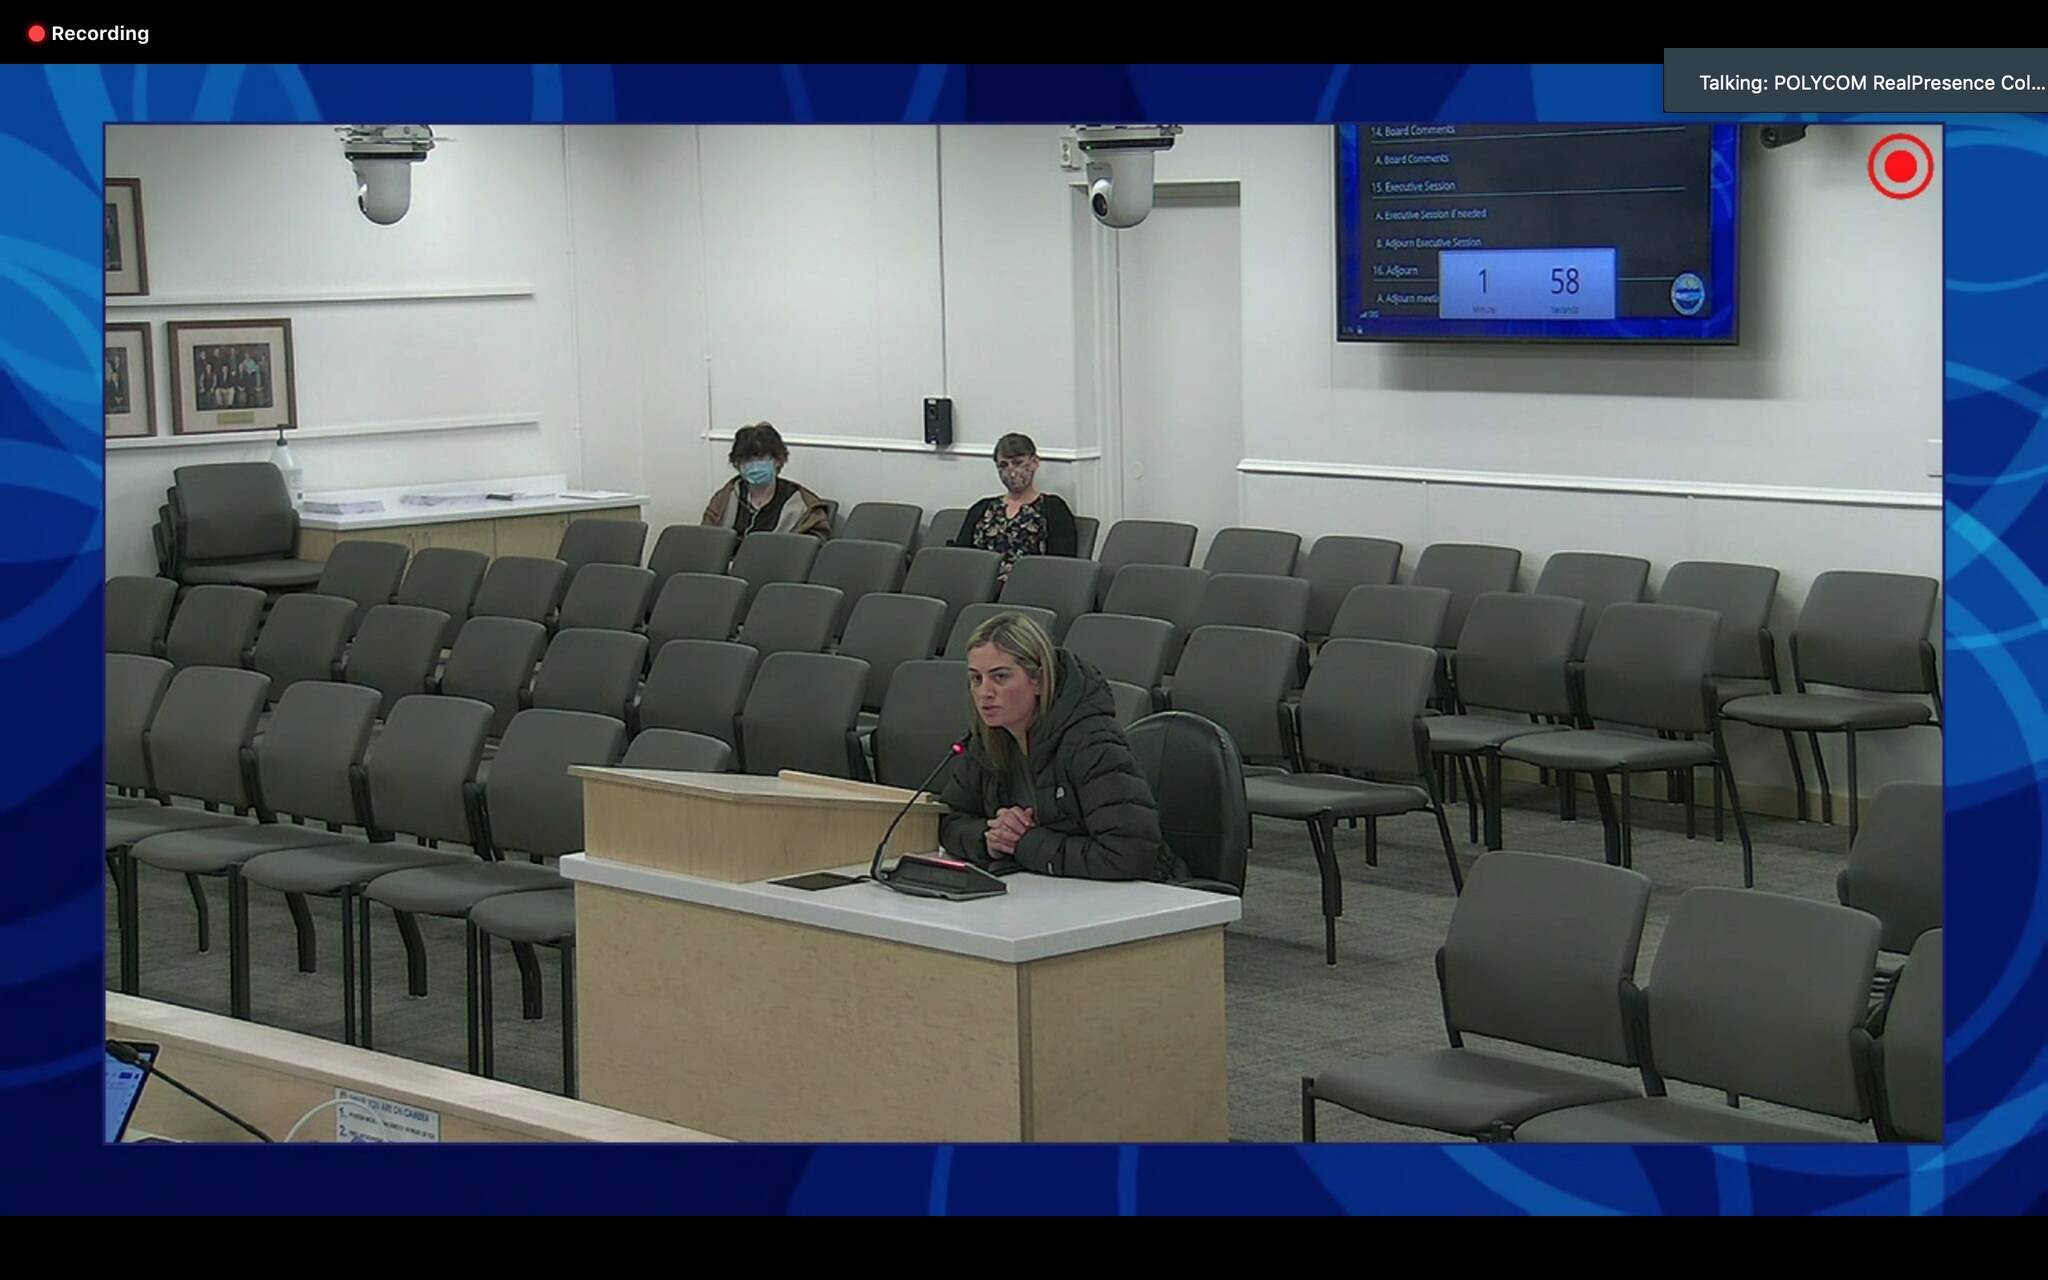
[334,1089,441,1143]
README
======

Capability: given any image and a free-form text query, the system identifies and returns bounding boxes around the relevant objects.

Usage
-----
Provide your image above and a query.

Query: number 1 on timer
[1478,269,1487,293]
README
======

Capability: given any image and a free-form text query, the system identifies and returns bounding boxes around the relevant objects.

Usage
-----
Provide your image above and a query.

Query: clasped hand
[985,806,1036,858]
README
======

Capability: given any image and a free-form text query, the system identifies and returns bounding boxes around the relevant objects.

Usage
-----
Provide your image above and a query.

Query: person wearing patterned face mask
[950,432,1079,582]
[701,421,834,541]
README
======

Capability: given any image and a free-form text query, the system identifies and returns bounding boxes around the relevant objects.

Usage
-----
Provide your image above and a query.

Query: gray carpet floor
[105,777,1876,1143]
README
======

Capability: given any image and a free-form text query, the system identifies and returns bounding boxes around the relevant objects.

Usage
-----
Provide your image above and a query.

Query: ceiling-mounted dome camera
[336,125,442,225]
[1072,124,1182,229]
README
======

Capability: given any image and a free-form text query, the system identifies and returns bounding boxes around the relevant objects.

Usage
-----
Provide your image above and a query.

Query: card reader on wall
[879,854,1008,902]
[924,397,954,448]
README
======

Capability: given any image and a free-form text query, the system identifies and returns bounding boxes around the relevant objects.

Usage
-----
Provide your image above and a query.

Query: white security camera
[336,125,441,226]
[1072,125,1182,229]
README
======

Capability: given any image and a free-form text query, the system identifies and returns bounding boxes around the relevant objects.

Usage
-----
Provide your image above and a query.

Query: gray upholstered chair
[998,556,1100,641]
[1501,604,1757,886]
[926,508,969,551]
[1064,612,1175,699]
[1656,560,1785,829]
[106,666,272,992]
[737,582,844,658]
[647,524,738,586]
[396,547,488,650]
[1202,526,1301,576]
[1072,515,1100,560]
[1865,929,1942,1143]
[126,681,382,1018]
[554,563,657,632]
[106,576,178,657]
[1095,519,1197,607]
[1837,781,1943,959]
[902,547,1002,641]
[1514,888,1881,1142]
[1533,551,1652,663]
[106,654,173,807]
[727,532,822,613]
[1245,639,1463,964]
[163,584,265,670]
[620,727,736,773]
[1163,626,1303,768]
[169,462,324,589]
[807,539,907,638]
[248,592,356,701]
[240,694,494,1048]
[1328,584,1452,649]
[634,639,759,748]
[556,518,648,578]
[871,659,972,790]
[1302,852,1651,1141]
[1101,564,1209,673]
[841,502,924,550]
[839,593,948,715]
[1194,572,1312,638]
[472,888,581,1096]
[646,573,748,656]
[1303,536,1402,641]
[525,627,647,723]
[1424,593,1583,850]
[471,556,569,626]
[314,541,409,637]
[341,604,451,717]
[1410,542,1521,651]
[436,616,548,739]
[362,708,624,1056]
[1723,571,1941,842]
[1128,710,1250,897]
[736,651,870,779]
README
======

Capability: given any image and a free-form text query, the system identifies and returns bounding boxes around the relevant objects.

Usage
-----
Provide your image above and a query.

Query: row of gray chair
[105,656,732,1091]
[1301,851,1941,1143]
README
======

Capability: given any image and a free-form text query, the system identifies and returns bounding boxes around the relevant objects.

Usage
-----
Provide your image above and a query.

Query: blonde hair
[964,611,1058,764]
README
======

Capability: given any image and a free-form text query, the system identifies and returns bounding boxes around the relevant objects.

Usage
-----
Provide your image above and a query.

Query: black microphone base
[877,855,1010,902]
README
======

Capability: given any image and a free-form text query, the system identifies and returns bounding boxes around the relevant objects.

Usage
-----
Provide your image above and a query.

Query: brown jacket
[701,476,832,540]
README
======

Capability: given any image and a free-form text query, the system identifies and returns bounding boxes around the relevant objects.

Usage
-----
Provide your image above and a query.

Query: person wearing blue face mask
[701,421,833,540]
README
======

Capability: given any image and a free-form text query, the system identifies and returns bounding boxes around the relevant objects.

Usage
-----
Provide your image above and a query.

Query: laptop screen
[104,1042,157,1142]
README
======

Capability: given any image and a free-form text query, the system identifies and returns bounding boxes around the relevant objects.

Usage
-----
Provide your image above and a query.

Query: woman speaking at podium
[937,613,1185,882]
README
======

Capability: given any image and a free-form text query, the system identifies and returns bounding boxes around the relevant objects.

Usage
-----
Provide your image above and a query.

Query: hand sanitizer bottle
[271,427,304,509]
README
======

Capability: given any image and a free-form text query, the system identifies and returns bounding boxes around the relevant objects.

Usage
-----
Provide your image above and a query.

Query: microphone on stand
[869,737,1008,902]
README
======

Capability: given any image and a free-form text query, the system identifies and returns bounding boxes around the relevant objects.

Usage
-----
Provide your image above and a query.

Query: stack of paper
[400,492,492,508]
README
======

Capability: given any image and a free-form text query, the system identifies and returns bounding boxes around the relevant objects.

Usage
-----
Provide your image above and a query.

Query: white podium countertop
[297,474,647,530]
[559,853,1239,965]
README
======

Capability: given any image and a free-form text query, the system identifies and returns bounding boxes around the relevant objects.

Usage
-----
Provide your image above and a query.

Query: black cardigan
[950,493,1079,558]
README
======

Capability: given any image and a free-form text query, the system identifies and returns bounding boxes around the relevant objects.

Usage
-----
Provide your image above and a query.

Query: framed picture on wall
[105,178,149,297]
[104,322,155,439]
[167,318,297,436]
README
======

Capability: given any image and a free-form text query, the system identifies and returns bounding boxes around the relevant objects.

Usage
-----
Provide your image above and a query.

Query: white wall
[684,125,1095,524]
[104,125,598,577]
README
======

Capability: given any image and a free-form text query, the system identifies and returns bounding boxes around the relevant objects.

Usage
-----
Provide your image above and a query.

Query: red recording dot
[27,23,47,42]
[1883,150,1918,183]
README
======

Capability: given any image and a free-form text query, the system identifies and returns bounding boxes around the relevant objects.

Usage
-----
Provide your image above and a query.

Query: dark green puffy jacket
[937,650,1186,882]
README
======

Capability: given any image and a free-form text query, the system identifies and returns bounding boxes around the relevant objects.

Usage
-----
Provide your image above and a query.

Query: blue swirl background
[1,64,2040,1214]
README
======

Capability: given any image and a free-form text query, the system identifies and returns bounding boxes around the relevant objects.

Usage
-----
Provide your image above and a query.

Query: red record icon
[1868,134,1935,200]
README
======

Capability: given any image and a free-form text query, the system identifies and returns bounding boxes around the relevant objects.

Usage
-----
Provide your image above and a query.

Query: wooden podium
[566,767,1237,1143]
[566,767,943,882]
